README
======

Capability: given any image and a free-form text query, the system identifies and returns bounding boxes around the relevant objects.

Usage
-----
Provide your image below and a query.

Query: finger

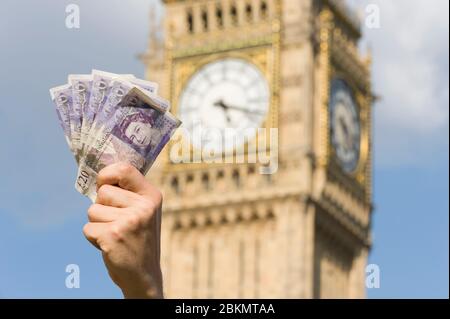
[96,184,141,208]
[83,222,108,250]
[97,162,148,195]
[88,204,125,223]
[97,162,163,207]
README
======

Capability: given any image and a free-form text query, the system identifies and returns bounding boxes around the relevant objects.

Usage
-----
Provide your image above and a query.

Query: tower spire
[148,3,162,54]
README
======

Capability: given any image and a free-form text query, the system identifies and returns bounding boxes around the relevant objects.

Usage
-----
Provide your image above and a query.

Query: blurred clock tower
[141,0,373,298]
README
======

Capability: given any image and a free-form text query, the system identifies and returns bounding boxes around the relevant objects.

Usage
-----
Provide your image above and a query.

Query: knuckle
[126,213,142,230]
[140,197,157,213]
[117,162,135,176]
[108,224,125,242]
[82,223,91,237]
[144,182,163,202]
[143,189,163,209]
[96,185,106,199]
[97,184,111,199]
[134,198,158,223]
[87,204,98,219]
[97,167,107,182]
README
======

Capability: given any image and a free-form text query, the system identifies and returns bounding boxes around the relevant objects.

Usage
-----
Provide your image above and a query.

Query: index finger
[97,162,148,195]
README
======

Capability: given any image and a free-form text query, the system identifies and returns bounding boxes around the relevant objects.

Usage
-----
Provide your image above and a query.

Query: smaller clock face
[178,58,270,153]
[330,79,361,173]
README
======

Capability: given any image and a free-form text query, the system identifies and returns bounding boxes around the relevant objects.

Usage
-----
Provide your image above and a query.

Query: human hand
[83,162,163,299]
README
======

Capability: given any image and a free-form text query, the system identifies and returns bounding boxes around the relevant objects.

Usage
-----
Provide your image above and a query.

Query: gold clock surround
[163,22,281,171]
[318,8,372,203]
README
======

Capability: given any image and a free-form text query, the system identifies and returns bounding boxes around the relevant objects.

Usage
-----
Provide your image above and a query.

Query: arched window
[187,10,194,33]
[216,5,224,28]
[232,169,240,187]
[260,0,268,19]
[245,2,253,22]
[171,176,180,194]
[202,173,210,190]
[201,8,208,31]
[230,3,238,25]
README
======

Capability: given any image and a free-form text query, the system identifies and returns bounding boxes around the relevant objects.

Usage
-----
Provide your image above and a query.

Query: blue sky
[0,0,448,298]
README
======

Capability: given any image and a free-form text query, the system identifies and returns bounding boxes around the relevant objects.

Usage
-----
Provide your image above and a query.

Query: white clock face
[330,79,361,173]
[178,58,270,152]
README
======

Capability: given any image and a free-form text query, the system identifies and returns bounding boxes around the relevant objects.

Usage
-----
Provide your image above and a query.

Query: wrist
[122,286,163,299]
[122,272,163,299]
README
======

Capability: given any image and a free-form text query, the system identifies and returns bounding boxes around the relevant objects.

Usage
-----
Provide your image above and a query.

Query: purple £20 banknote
[75,83,181,202]
[49,84,75,158]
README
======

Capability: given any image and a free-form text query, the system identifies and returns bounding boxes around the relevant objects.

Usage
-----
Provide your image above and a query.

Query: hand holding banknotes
[83,162,163,299]
[50,70,181,298]
[49,70,181,201]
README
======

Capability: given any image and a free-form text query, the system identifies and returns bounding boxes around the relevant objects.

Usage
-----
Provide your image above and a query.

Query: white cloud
[348,0,449,166]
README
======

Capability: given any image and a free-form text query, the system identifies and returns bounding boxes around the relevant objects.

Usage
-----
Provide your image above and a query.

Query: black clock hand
[214,99,264,115]
[214,100,228,110]
[214,100,232,124]
[339,117,352,151]
[226,104,256,114]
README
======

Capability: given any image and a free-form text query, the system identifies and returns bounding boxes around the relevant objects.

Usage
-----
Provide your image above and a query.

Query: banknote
[75,85,181,201]
[49,84,73,153]
[68,74,93,161]
[83,70,135,154]
[85,70,161,150]
[129,77,160,97]
[88,78,166,146]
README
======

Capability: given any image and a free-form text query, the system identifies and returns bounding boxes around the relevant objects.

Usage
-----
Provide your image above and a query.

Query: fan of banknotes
[49,70,181,202]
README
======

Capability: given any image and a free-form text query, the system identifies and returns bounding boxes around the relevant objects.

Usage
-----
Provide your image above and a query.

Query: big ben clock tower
[141,0,373,298]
